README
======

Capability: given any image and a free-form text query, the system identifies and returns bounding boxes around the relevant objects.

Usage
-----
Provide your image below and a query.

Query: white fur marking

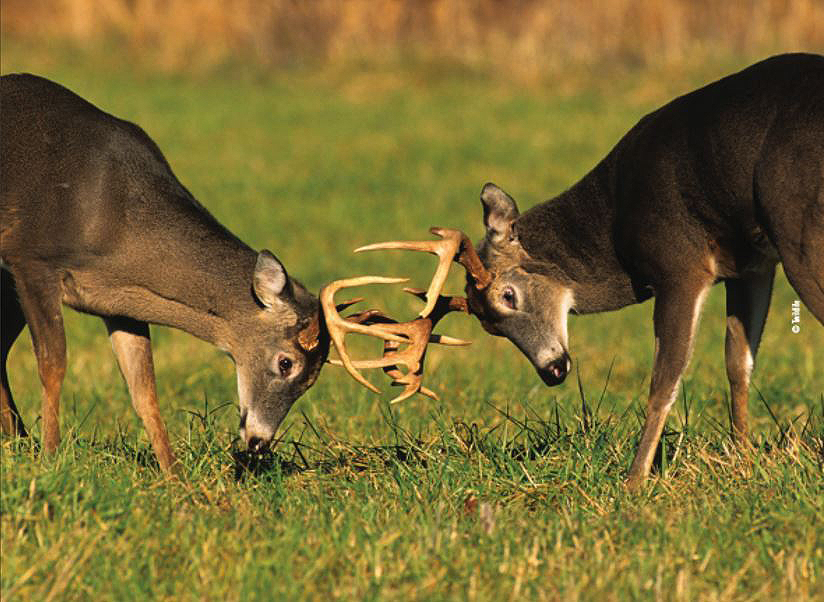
[236,370,252,414]
[742,346,754,379]
[243,409,274,444]
[653,283,712,411]
[662,385,680,412]
[536,288,576,365]
[690,286,711,343]
[558,288,575,350]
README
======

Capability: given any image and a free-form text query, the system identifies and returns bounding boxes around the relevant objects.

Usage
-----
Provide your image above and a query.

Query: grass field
[2,45,823,600]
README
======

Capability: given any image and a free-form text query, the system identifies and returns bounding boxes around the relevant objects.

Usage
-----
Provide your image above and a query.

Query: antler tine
[388,377,428,404]
[447,228,492,290]
[372,290,471,403]
[377,319,434,403]
[403,287,469,318]
[328,309,416,370]
[335,297,364,312]
[320,276,410,393]
[321,277,410,342]
[384,352,443,404]
[402,287,471,345]
[355,229,463,318]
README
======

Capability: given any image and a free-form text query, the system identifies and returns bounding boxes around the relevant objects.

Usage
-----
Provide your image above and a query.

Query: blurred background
[3,0,823,77]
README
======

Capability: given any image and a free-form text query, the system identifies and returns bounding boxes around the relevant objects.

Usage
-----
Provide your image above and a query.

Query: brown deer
[0,73,470,474]
[353,53,824,488]
[0,74,340,473]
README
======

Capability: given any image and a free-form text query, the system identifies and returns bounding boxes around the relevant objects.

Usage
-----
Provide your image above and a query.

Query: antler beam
[321,227,490,402]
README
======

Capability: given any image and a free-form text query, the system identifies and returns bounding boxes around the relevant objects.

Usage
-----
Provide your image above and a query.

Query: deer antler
[381,289,470,403]
[321,227,490,403]
[355,227,491,316]
[319,276,410,393]
[334,288,470,402]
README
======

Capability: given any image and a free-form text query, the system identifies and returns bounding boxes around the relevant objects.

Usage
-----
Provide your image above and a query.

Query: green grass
[2,46,823,601]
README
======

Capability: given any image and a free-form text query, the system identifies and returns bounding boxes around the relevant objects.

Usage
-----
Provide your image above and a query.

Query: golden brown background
[3,0,823,76]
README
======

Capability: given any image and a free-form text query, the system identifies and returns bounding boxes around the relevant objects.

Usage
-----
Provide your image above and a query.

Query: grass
[2,46,823,600]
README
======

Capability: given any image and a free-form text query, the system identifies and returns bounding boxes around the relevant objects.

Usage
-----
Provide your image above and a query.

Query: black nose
[538,353,571,386]
[247,436,267,453]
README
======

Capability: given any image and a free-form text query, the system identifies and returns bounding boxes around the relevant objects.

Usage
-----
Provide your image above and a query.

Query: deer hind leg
[724,268,775,444]
[1,269,28,437]
[626,275,714,490]
[103,316,178,475]
[12,267,67,454]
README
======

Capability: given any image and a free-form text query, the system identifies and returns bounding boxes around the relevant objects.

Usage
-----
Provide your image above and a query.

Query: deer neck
[87,208,263,357]
[515,158,645,314]
[145,244,259,354]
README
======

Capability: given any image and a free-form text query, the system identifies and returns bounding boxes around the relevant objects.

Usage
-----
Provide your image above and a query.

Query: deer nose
[246,436,268,453]
[239,409,274,452]
[538,352,571,386]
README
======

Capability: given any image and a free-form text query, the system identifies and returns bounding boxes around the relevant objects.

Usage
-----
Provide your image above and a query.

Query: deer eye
[501,287,516,309]
[278,357,293,377]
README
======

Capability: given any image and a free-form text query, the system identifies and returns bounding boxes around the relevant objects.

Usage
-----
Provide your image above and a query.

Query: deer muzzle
[537,350,572,386]
[239,407,276,452]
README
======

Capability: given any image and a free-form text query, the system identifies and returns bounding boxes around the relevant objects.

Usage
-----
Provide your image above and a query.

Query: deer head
[314,190,575,412]
[329,184,575,392]
[239,240,475,448]
[236,251,329,450]
[465,183,574,385]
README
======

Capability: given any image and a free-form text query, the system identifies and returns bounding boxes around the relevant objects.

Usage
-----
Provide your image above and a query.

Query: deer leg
[724,268,775,444]
[12,269,66,454]
[626,276,713,490]
[104,316,178,474]
[1,269,28,437]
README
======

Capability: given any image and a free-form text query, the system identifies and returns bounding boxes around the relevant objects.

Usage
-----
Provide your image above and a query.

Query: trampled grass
[1,47,823,600]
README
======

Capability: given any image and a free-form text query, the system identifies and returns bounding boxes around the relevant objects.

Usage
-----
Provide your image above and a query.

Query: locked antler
[355,227,491,315]
[336,289,470,403]
[320,227,492,403]
[319,276,410,393]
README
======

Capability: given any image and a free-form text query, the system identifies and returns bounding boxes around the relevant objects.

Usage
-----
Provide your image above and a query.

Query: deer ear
[253,250,291,308]
[480,182,519,246]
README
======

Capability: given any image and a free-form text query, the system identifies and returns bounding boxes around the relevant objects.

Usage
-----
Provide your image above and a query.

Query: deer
[0,73,337,473]
[346,53,824,489]
[0,73,474,474]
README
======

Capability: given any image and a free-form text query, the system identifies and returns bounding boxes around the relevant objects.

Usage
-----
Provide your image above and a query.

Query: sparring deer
[0,74,469,473]
[355,53,824,488]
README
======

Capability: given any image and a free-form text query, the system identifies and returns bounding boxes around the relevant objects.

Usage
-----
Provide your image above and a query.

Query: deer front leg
[12,269,67,454]
[724,268,775,444]
[626,277,713,490]
[104,317,178,475]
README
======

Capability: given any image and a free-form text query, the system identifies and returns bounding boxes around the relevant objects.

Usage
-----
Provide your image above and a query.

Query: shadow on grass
[231,430,432,481]
[231,381,824,484]
[229,390,627,482]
